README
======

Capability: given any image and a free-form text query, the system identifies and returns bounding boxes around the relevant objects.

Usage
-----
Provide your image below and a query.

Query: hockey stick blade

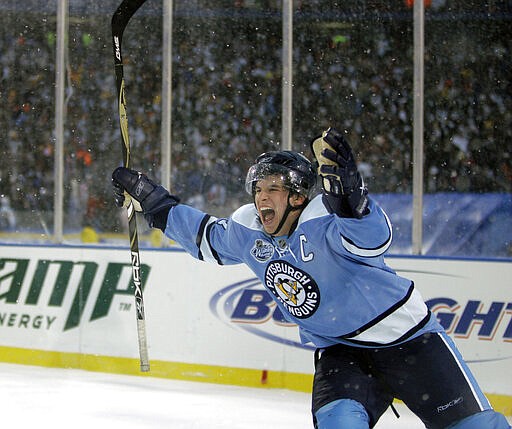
[112,0,150,373]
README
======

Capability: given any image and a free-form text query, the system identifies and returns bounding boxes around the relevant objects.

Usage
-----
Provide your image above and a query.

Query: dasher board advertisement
[0,245,510,399]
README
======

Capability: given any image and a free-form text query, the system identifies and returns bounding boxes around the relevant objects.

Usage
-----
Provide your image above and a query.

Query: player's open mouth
[260,207,275,225]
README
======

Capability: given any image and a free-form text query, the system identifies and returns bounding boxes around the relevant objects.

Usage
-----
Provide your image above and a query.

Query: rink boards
[0,244,510,415]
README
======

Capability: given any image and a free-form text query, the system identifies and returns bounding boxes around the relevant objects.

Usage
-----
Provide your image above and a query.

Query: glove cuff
[144,204,175,231]
[322,174,369,219]
[142,189,180,231]
[141,185,179,214]
[347,188,369,219]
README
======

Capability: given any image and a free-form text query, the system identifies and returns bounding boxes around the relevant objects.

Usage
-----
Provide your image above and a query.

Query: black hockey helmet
[245,150,317,198]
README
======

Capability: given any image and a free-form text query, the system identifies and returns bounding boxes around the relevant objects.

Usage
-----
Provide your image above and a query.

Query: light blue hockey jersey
[164,195,443,348]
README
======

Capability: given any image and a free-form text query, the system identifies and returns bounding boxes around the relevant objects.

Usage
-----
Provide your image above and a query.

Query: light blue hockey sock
[315,399,370,429]
[447,410,511,429]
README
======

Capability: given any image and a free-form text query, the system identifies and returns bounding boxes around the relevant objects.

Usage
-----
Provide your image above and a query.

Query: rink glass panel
[0,1,510,257]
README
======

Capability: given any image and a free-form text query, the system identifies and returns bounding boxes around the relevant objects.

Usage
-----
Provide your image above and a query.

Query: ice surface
[0,362,433,428]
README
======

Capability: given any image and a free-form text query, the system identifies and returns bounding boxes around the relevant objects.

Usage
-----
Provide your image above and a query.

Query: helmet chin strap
[269,202,294,236]
[269,192,304,236]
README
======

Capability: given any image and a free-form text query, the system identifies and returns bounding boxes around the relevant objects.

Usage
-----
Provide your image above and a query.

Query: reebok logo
[437,396,463,413]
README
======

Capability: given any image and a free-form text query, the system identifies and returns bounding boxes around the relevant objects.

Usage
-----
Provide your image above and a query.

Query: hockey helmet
[245,150,317,198]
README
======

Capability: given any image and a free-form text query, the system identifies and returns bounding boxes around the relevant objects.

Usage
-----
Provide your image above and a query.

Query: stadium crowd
[0,6,510,232]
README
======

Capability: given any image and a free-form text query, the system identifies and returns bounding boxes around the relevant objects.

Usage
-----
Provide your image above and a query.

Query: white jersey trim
[341,210,393,257]
[344,287,429,345]
[199,216,220,264]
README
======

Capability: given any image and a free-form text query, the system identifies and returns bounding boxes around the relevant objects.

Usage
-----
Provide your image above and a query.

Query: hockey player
[112,127,510,429]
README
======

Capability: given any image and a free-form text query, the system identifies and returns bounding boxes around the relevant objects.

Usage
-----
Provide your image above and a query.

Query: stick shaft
[112,0,150,372]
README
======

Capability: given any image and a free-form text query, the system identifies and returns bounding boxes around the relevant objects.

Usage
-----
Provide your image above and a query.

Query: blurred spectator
[0,3,510,233]
[0,196,16,231]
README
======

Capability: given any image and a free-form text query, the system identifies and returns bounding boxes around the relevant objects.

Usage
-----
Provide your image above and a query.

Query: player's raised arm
[311,128,393,256]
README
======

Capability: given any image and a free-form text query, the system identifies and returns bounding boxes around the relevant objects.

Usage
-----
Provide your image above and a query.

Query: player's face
[254,175,304,236]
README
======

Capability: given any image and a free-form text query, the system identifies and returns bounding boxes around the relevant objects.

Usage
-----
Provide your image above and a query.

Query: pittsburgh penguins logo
[265,261,320,319]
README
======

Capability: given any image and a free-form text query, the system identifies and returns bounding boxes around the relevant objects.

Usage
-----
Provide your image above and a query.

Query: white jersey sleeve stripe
[196,215,222,264]
[341,210,393,257]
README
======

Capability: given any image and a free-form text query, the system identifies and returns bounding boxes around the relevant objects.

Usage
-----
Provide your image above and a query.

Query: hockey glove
[311,128,369,218]
[112,166,179,231]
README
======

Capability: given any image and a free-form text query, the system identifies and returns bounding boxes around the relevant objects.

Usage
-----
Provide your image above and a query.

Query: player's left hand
[311,128,369,218]
[311,128,360,195]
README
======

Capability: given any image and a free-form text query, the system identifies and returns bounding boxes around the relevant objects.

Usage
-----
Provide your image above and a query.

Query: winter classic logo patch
[250,239,274,263]
[265,261,320,319]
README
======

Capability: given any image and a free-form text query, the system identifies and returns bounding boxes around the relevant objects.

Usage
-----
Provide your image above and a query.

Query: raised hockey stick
[112,0,150,372]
